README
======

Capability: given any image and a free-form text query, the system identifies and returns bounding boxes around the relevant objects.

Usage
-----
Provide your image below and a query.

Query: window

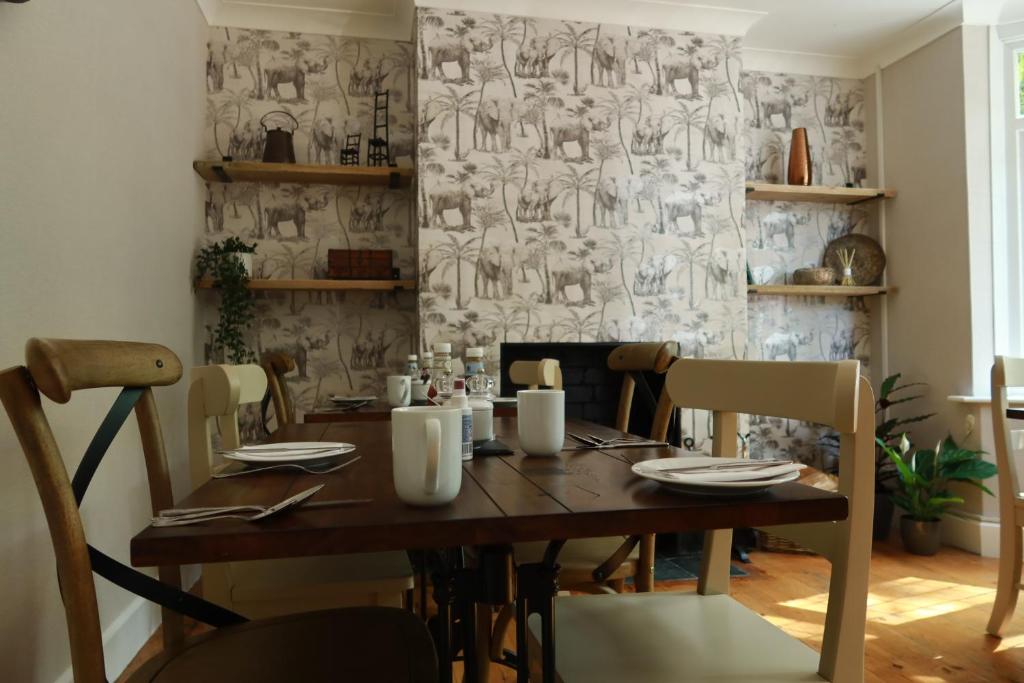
[994,29,1024,358]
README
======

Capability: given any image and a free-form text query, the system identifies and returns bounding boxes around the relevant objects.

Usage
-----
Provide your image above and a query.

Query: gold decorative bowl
[792,267,836,286]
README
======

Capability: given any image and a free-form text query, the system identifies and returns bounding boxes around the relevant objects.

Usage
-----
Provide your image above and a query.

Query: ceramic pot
[787,128,812,185]
[230,252,253,278]
[899,516,941,555]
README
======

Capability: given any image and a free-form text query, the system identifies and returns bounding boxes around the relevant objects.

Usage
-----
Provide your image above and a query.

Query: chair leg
[636,534,656,593]
[607,578,625,593]
[698,529,733,596]
[491,602,515,661]
[988,524,1023,637]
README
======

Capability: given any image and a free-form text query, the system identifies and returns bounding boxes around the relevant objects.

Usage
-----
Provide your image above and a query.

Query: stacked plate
[631,456,805,496]
[222,441,356,466]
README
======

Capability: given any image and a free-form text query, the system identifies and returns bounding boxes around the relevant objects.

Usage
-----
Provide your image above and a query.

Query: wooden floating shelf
[745,182,895,204]
[193,161,414,188]
[197,279,416,292]
[747,285,889,297]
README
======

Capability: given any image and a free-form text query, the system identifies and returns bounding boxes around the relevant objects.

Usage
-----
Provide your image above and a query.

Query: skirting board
[54,567,201,683]
[941,511,1001,557]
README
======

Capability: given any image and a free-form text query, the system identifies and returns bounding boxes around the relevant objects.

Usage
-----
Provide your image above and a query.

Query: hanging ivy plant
[195,237,257,364]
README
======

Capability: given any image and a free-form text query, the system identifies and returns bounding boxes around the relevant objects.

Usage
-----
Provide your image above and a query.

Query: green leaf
[879,374,900,401]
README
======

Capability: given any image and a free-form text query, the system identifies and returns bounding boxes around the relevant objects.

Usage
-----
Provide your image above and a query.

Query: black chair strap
[70,388,247,628]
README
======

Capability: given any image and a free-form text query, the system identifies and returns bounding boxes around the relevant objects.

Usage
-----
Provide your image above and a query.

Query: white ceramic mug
[391,406,463,505]
[517,390,565,457]
[387,375,412,407]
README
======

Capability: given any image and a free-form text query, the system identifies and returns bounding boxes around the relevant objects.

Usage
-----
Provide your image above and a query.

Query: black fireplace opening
[499,342,681,446]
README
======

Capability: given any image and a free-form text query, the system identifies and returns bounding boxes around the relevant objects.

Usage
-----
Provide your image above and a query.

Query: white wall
[0,2,207,681]
[881,26,997,533]
[882,28,975,449]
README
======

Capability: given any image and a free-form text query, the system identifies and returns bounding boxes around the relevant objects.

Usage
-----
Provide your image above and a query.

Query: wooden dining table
[131,417,847,683]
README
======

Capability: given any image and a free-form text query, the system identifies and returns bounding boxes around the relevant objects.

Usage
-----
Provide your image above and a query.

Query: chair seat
[514,537,638,574]
[528,592,822,683]
[128,607,436,682]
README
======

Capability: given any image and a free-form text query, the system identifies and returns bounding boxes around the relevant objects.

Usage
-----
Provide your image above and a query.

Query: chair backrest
[606,341,679,440]
[664,358,873,680]
[188,364,268,487]
[261,351,296,428]
[0,339,184,683]
[992,357,1024,515]
[508,359,563,390]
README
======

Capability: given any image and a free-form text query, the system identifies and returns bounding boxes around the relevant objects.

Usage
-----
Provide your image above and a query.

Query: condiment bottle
[420,351,433,384]
[428,343,454,402]
[445,378,474,460]
[405,354,419,377]
[464,347,485,378]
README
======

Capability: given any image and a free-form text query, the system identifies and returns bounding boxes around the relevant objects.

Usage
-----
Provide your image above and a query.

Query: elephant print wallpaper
[203,26,417,425]
[741,70,873,466]
[416,7,747,446]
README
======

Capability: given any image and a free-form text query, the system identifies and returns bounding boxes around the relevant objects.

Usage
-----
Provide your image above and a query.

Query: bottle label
[461,413,473,460]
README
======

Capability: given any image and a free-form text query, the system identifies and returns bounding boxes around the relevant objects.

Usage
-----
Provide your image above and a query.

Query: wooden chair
[510,344,678,594]
[528,358,874,682]
[260,351,295,430]
[0,339,436,683]
[988,356,1024,636]
[508,358,563,390]
[189,364,415,618]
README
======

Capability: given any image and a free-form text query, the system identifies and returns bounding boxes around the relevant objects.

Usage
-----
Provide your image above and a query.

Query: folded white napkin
[666,463,804,483]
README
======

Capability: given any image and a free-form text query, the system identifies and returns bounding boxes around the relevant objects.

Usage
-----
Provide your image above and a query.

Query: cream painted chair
[508,358,563,390]
[528,358,874,683]
[188,364,415,619]
[988,356,1024,636]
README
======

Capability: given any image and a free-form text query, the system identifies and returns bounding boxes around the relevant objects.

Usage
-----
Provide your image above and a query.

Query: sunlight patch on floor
[778,577,995,626]
[993,632,1024,653]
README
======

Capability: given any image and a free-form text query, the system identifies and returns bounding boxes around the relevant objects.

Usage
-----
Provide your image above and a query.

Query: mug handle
[401,381,410,405]
[424,418,441,495]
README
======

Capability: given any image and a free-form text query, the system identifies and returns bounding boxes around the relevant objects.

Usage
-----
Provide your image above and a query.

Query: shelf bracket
[211,165,233,183]
[388,171,401,190]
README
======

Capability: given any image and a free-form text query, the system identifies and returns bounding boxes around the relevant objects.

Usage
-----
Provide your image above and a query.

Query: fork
[153,485,325,526]
[212,455,361,478]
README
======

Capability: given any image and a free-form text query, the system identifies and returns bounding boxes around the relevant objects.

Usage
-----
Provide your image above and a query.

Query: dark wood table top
[130,418,847,567]
[304,400,517,423]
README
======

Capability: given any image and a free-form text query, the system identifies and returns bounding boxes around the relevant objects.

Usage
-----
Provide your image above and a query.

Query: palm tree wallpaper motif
[417,8,747,447]
[743,70,872,466]
[204,27,418,418]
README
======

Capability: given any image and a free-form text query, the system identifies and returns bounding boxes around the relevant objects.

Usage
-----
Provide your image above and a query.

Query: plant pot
[872,494,894,541]
[230,252,253,278]
[899,515,941,556]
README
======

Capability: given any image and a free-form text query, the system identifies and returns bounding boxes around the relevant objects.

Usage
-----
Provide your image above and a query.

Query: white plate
[632,457,802,496]
[329,395,377,404]
[223,444,355,463]
[491,397,517,404]
[231,441,352,452]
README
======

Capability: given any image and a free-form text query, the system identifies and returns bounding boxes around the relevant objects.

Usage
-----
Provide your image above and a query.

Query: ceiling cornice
[194,0,416,42]
[415,0,765,36]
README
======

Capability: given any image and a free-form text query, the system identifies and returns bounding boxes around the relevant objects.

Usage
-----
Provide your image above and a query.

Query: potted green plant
[878,435,997,555]
[194,237,257,364]
[821,373,935,540]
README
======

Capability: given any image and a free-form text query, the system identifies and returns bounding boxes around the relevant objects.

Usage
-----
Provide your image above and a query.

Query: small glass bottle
[420,351,433,384]
[405,354,419,377]
[464,347,485,378]
[428,342,454,401]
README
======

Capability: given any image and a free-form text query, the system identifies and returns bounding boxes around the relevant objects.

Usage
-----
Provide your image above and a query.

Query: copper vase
[787,128,812,185]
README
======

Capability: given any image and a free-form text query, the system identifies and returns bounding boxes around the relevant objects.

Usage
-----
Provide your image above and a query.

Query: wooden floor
[118,541,1024,682]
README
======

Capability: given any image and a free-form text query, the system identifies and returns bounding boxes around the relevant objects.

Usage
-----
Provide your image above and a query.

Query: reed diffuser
[836,248,856,286]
